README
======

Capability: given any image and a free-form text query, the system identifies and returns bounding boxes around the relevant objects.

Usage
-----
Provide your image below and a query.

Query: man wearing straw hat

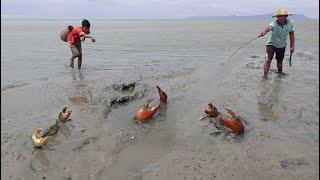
[259,8,295,79]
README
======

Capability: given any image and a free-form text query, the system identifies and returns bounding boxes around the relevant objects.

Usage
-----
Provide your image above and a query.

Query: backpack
[60,25,74,42]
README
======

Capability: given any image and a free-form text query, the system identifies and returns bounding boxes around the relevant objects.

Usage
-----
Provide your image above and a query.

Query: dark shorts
[70,43,82,58]
[266,45,286,61]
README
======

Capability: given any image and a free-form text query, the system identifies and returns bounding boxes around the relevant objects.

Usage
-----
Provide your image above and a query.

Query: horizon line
[1,14,318,21]
[2,18,318,21]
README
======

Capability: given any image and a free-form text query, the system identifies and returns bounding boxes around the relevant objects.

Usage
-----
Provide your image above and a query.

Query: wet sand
[1,48,319,179]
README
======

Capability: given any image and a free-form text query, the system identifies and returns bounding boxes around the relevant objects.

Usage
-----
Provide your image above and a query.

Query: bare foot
[277,71,286,75]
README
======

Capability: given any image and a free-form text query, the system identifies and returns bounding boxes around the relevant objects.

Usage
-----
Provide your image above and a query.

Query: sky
[1,0,319,19]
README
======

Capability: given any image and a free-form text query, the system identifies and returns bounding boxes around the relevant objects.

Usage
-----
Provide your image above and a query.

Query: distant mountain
[187,14,311,20]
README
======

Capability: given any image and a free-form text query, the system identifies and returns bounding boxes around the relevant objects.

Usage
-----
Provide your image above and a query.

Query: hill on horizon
[187,13,312,20]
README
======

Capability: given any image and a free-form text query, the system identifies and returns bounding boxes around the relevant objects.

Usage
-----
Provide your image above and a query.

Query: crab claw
[156,86,167,103]
[58,107,72,123]
[204,103,219,117]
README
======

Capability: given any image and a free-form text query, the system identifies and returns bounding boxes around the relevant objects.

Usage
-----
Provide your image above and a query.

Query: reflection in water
[69,70,92,105]
[29,149,49,172]
[68,97,89,105]
[59,122,71,139]
[71,69,84,81]
[158,103,168,121]
[257,78,282,121]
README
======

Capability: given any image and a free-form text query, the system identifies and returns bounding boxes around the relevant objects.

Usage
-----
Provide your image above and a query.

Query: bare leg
[77,56,82,69]
[263,59,272,79]
[276,59,283,74]
[70,56,76,68]
[70,44,79,68]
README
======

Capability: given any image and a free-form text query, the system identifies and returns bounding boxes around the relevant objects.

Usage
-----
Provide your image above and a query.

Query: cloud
[1,0,319,19]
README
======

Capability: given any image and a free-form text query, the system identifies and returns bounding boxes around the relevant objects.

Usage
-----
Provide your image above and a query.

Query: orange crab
[204,103,244,134]
[135,86,167,122]
[135,99,160,122]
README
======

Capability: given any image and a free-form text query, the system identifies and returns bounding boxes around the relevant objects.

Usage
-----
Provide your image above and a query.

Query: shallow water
[3,20,317,87]
[1,20,319,179]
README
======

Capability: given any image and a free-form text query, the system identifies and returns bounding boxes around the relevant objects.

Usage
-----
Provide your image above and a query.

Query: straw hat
[272,8,292,17]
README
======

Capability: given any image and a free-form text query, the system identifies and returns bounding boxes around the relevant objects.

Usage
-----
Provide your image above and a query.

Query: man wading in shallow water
[67,19,96,69]
[259,8,295,79]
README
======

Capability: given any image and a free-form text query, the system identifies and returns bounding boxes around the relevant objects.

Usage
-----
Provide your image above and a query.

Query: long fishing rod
[227,36,260,62]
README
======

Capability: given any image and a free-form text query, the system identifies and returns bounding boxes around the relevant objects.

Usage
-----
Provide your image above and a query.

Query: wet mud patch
[72,136,99,151]
[279,159,309,169]
[207,128,246,142]
[29,150,50,173]
[142,150,247,180]
[100,69,196,119]
[113,128,138,145]
[68,97,89,105]
[250,55,260,58]
[296,51,317,60]
[203,56,319,177]
[245,62,262,70]
[1,81,29,92]
[100,80,152,117]
[111,117,166,147]
[112,82,137,93]
[129,162,160,180]
[159,68,195,79]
